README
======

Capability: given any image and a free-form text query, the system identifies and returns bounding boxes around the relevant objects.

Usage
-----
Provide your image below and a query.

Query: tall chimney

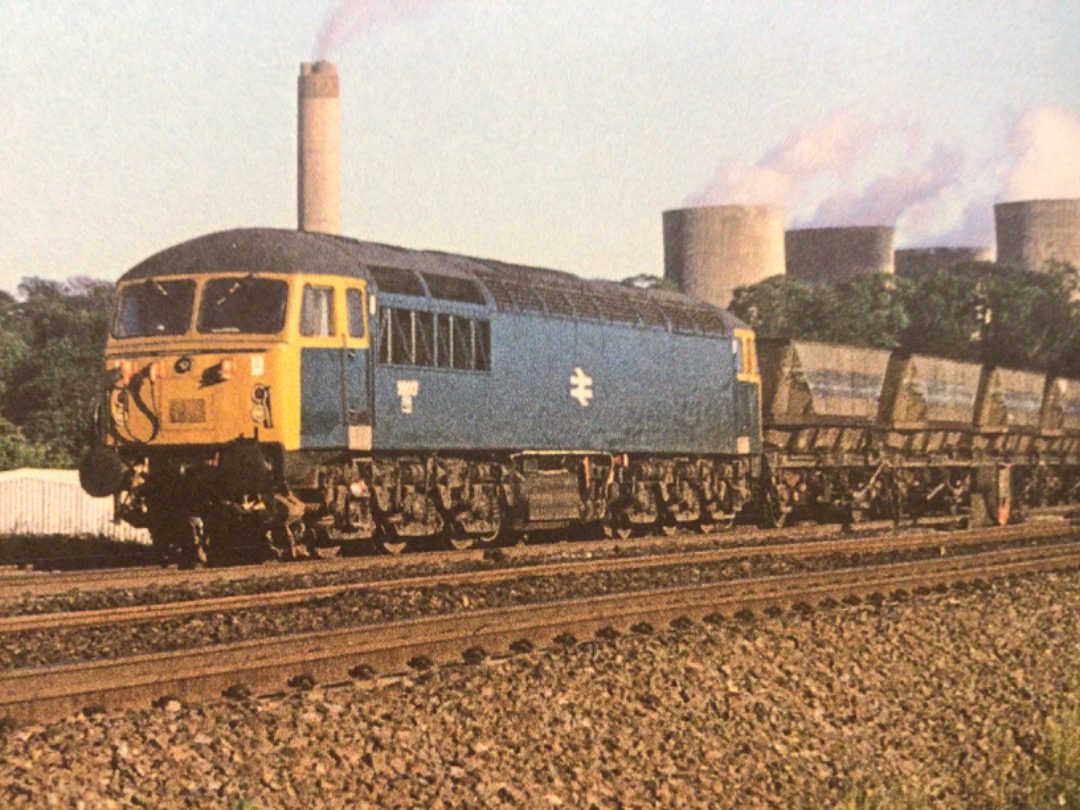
[298,61,342,234]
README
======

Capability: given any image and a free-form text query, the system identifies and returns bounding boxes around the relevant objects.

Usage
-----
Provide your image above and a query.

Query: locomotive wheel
[151,516,208,567]
[700,513,736,533]
[304,527,340,559]
[378,529,408,555]
[661,524,678,537]
[445,534,476,551]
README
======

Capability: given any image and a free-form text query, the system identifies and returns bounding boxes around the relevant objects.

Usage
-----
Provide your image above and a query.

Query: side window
[475,319,491,371]
[380,307,490,372]
[436,314,453,369]
[389,308,412,365]
[414,311,435,367]
[451,316,472,370]
[301,285,336,337]
[346,288,366,338]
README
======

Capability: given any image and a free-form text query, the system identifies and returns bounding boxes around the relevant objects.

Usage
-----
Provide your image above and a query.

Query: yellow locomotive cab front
[103,274,291,449]
[80,269,371,563]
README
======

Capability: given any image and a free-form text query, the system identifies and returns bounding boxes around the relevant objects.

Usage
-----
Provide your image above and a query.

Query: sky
[0,1,1078,294]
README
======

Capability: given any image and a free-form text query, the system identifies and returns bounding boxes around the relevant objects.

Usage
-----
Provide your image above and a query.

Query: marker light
[218,358,234,381]
[148,360,165,381]
[119,360,134,385]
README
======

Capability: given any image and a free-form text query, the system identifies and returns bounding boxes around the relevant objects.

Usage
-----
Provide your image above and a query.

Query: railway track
[1,530,1078,727]
[0,514,1024,601]
[1,521,1071,633]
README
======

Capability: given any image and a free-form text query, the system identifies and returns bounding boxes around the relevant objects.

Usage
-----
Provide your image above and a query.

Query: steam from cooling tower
[804,145,963,228]
[314,0,450,59]
[685,106,1080,250]
[685,112,885,210]
[1004,107,1080,201]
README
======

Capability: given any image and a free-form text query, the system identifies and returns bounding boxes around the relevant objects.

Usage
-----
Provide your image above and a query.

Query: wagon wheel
[602,511,633,540]
[660,524,678,537]
[762,486,790,529]
[841,501,866,532]
[474,519,503,546]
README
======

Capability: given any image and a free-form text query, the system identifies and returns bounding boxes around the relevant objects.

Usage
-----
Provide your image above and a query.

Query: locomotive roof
[121,228,748,336]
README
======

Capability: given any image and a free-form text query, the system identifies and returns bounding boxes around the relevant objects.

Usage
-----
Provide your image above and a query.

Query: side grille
[168,398,207,424]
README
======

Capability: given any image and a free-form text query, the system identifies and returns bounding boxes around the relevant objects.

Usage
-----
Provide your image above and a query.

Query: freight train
[77,228,1080,564]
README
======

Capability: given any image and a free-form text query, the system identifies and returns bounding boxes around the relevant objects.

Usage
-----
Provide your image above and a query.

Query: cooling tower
[298,61,342,235]
[994,199,1080,274]
[662,206,786,309]
[894,246,995,278]
[785,226,895,283]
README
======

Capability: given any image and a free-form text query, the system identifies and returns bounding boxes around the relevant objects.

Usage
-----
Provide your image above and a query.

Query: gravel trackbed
[2,570,1078,809]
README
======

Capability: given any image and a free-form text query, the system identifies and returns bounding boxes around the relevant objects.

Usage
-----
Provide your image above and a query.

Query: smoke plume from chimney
[314,0,450,60]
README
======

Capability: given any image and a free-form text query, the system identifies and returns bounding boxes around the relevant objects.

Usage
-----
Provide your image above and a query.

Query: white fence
[0,468,150,543]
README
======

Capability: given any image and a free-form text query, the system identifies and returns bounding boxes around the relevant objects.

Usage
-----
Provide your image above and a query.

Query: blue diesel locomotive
[80,229,762,561]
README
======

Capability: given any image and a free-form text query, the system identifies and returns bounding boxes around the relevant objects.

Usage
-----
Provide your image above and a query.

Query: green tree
[0,277,114,467]
[729,276,827,339]
[730,261,1080,376]
[899,261,1078,371]
[730,274,908,348]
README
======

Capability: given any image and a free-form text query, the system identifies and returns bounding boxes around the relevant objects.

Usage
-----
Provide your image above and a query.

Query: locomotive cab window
[197,277,288,335]
[346,288,367,339]
[733,329,758,382]
[301,285,336,337]
[114,278,196,338]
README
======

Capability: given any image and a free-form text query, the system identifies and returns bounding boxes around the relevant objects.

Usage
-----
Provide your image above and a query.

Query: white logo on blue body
[397,380,419,414]
[570,367,593,407]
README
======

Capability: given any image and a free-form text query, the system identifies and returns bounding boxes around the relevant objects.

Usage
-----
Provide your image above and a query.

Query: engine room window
[300,285,336,337]
[346,288,366,338]
[113,278,196,338]
[381,307,489,372]
[197,277,289,335]
[451,316,473,370]
[474,319,491,371]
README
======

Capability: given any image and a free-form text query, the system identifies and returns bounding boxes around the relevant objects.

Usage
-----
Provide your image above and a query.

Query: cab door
[343,285,372,450]
[298,281,373,450]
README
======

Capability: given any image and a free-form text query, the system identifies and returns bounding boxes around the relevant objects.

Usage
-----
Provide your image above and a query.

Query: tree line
[0,278,114,470]
[728,261,1080,377]
[0,261,1077,470]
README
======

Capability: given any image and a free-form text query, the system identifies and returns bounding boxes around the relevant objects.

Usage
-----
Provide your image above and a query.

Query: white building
[0,468,149,542]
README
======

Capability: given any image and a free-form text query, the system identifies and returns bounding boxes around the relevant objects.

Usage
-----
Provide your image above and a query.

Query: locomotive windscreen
[113,279,196,338]
[197,277,289,335]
